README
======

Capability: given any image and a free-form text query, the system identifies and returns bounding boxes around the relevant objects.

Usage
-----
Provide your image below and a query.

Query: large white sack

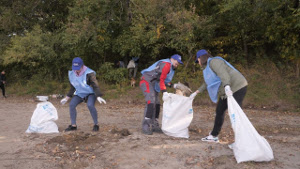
[227,96,274,163]
[26,101,59,133]
[162,92,193,138]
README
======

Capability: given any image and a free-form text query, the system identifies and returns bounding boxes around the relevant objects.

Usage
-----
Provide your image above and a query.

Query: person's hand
[97,97,106,104]
[225,85,233,97]
[166,82,172,88]
[162,92,171,101]
[60,97,69,105]
[173,83,178,89]
[190,91,199,99]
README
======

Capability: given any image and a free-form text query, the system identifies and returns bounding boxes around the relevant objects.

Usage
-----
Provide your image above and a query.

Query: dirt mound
[34,127,131,169]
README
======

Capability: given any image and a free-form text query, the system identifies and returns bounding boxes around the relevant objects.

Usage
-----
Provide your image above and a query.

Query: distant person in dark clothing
[128,57,139,79]
[0,70,6,98]
[115,60,126,68]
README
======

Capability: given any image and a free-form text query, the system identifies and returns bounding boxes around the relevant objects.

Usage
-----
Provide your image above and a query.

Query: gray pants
[139,77,160,124]
[129,67,138,79]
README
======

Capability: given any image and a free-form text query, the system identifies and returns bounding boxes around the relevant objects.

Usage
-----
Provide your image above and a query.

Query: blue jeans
[69,94,98,125]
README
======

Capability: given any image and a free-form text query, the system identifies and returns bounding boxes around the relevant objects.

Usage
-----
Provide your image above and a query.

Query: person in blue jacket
[140,54,183,135]
[191,49,248,142]
[60,57,106,132]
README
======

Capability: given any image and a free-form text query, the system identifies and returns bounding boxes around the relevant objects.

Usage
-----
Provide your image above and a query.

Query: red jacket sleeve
[159,62,171,91]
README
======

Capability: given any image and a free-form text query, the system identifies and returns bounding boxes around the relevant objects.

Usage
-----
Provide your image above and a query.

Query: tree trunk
[127,0,132,24]
[294,0,299,8]
[242,36,248,61]
[241,32,249,67]
[296,61,299,79]
[184,49,193,71]
[296,50,299,79]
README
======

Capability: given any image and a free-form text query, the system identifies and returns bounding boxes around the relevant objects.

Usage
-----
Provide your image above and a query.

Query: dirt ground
[0,88,299,169]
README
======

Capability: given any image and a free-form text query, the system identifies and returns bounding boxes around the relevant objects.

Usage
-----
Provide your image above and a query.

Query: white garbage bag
[227,96,274,163]
[162,92,193,138]
[26,101,59,133]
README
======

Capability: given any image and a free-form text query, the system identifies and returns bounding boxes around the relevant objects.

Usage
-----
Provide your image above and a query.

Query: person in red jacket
[140,54,183,135]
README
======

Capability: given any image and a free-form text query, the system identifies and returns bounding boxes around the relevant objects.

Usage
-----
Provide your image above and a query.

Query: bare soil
[0,88,299,169]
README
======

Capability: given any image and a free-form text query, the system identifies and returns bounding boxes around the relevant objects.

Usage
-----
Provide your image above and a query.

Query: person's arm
[210,59,230,87]
[66,83,75,97]
[197,83,207,93]
[87,73,103,97]
[158,62,171,92]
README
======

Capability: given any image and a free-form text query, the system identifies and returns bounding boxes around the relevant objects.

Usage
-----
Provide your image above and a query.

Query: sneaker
[65,125,77,132]
[152,119,162,133]
[201,134,219,143]
[93,125,99,131]
[142,118,153,135]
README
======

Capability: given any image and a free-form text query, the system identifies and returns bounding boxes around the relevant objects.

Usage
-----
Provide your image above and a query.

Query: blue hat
[195,49,208,63]
[171,54,183,64]
[72,57,84,70]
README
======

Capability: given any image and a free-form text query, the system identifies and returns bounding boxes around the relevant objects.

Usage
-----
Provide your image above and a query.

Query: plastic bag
[227,96,274,163]
[161,92,193,138]
[26,101,59,133]
[127,60,136,69]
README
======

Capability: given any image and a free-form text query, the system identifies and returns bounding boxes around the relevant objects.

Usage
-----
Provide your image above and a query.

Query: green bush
[96,62,128,85]
[7,73,69,96]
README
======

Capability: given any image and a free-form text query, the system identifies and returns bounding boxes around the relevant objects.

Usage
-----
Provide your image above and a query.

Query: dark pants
[211,86,247,136]
[0,83,5,97]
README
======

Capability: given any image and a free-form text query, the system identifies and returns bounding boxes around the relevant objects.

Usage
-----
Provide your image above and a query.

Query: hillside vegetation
[0,0,299,111]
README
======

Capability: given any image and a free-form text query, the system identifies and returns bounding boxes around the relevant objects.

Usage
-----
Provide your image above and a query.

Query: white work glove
[162,92,171,101]
[225,85,233,97]
[190,91,198,99]
[60,97,69,105]
[97,97,106,104]
[173,83,178,89]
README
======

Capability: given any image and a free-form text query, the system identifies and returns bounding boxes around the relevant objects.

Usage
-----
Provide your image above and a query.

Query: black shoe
[93,125,99,131]
[65,125,77,132]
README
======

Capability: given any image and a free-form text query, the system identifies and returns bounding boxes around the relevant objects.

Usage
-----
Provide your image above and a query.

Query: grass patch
[5,61,300,112]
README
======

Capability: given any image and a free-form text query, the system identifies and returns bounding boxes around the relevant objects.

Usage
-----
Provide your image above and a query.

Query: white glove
[60,97,69,105]
[173,83,178,89]
[225,85,233,97]
[162,92,171,101]
[190,91,198,99]
[97,97,106,104]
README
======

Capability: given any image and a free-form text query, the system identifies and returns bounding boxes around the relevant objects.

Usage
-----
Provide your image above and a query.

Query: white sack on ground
[227,96,274,163]
[162,92,193,138]
[26,101,59,133]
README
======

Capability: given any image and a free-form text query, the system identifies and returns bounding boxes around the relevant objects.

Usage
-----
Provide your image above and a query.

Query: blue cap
[171,54,183,64]
[195,49,208,63]
[72,57,84,70]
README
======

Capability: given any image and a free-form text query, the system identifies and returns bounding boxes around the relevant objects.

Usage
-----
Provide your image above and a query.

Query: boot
[142,118,153,135]
[153,104,162,132]
[152,118,162,132]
